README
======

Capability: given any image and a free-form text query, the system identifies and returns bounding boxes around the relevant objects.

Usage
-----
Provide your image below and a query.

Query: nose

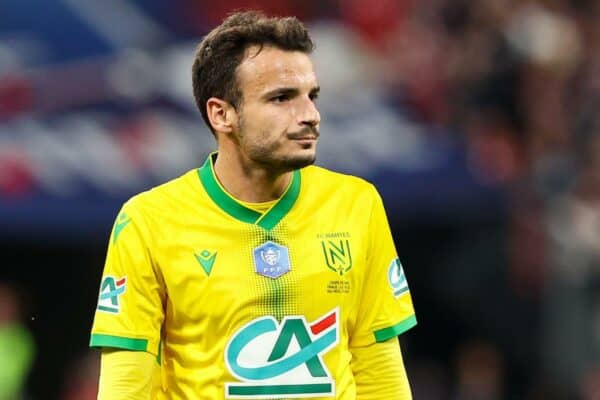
[298,96,320,128]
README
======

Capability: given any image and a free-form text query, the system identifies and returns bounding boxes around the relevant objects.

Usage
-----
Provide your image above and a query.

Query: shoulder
[301,165,378,198]
[301,165,374,190]
[121,169,200,220]
[299,166,383,217]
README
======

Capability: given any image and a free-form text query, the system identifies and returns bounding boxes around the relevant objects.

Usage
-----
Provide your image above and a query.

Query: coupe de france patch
[225,308,339,398]
[253,241,291,279]
[97,275,127,314]
[388,258,409,298]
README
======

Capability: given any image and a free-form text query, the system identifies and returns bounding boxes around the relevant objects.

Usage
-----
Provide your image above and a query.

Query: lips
[288,129,319,141]
[291,136,317,141]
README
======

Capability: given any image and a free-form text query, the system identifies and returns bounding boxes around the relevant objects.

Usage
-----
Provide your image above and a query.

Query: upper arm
[98,350,156,400]
[350,185,417,347]
[90,199,165,356]
[350,338,412,399]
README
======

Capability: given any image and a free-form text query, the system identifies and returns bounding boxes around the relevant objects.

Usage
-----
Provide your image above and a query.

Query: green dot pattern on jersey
[244,223,299,322]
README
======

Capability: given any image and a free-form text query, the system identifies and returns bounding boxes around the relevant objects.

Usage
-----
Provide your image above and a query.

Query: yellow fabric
[351,339,412,399]
[98,350,155,400]
[90,155,416,399]
[237,198,277,213]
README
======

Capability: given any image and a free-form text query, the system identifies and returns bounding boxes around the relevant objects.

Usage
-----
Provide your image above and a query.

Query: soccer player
[90,11,417,399]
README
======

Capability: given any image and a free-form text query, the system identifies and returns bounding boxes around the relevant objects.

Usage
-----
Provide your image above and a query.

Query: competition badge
[253,241,290,279]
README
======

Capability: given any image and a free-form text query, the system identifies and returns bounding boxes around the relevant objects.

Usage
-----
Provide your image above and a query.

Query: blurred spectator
[452,339,505,400]
[60,351,100,400]
[544,129,600,394]
[579,364,600,400]
[0,283,35,400]
[184,0,324,31]
[525,375,570,400]
[409,358,449,400]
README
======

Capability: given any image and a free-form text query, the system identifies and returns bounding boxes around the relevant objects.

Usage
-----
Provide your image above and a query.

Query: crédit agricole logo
[225,308,340,398]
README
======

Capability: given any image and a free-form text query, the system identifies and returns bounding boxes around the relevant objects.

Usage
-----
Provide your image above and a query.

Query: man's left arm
[350,184,417,397]
[350,338,411,399]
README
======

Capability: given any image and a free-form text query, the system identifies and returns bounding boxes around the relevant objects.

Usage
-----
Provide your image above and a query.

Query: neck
[213,150,292,203]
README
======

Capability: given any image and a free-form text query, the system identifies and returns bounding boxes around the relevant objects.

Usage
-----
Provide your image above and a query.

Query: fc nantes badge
[322,239,353,275]
[253,241,290,279]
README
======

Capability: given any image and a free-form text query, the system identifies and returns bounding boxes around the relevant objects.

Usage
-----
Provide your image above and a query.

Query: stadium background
[1,0,599,398]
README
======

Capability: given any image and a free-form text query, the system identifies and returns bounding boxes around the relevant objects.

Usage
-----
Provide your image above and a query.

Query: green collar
[197,153,301,231]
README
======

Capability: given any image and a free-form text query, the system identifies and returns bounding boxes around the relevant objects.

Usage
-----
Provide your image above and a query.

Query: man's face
[232,45,321,172]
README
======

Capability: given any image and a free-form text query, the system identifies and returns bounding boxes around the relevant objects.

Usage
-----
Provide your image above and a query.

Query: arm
[350,184,417,396]
[89,199,166,396]
[351,339,412,399]
[98,350,155,400]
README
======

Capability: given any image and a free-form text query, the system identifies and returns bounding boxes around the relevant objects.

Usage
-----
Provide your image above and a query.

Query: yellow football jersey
[90,153,417,399]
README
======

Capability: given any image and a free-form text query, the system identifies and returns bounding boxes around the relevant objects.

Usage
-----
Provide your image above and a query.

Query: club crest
[321,239,353,276]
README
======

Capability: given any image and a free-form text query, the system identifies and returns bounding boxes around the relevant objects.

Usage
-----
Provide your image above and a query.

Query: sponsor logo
[195,249,217,276]
[321,239,353,276]
[253,241,290,279]
[225,309,339,398]
[388,258,409,298]
[97,276,127,314]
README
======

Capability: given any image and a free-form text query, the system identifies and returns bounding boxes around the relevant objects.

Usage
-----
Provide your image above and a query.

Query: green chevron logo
[112,213,131,244]
[195,249,217,276]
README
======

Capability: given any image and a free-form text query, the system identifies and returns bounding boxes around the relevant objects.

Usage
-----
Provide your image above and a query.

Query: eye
[272,94,290,103]
[309,92,319,102]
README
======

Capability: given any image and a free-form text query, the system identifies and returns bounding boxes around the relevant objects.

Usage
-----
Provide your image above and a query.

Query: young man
[90,11,417,399]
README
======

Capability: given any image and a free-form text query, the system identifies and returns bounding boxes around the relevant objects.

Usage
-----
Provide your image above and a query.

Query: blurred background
[1,0,599,398]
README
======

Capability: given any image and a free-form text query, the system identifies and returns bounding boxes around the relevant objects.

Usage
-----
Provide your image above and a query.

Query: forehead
[236,46,317,97]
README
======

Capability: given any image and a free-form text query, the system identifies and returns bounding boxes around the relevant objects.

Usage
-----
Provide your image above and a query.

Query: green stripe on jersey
[374,315,417,342]
[197,153,300,231]
[89,334,148,351]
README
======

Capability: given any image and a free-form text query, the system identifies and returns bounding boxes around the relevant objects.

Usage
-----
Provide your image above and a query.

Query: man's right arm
[98,350,155,400]
[90,200,165,398]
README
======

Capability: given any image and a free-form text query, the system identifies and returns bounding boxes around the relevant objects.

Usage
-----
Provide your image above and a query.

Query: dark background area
[1,0,599,398]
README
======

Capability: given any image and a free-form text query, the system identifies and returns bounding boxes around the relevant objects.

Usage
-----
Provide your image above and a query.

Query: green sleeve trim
[373,315,417,342]
[89,334,148,351]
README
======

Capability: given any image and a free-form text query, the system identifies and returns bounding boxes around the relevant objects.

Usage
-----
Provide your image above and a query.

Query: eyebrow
[262,86,321,100]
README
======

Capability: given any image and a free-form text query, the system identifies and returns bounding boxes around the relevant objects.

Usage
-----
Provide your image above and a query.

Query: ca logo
[388,258,409,298]
[97,276,127,314]
[225,309,339,398]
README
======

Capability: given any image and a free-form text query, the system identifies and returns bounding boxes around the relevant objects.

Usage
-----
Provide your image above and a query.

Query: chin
[280,152,316,170]
[248,145,316,171]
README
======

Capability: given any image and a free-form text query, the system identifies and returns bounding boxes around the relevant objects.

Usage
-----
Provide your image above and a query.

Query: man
[90,11,417,399]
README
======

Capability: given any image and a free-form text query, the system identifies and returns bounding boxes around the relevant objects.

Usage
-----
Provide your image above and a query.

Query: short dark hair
[191,11,315,133]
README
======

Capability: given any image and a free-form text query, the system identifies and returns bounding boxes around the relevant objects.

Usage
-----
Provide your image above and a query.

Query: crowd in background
[377,0,600,398]
[1,0,598,399]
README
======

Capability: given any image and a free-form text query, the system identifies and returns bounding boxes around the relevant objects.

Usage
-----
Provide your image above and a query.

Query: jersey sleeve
[350,185,417,347]
[89,198,165,356]
[98,350,156,400]
[351,339,412,399]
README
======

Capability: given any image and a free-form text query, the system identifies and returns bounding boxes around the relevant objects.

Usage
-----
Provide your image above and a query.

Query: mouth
[288,128,319,147]
[290,136,318,148]
[291,136,317,143]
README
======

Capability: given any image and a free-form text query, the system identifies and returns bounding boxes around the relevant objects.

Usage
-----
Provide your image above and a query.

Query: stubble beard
[246,137,317,172]
[237,118,317,173]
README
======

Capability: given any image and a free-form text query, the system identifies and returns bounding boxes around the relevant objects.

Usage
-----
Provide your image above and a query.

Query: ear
[206,97,237,134]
